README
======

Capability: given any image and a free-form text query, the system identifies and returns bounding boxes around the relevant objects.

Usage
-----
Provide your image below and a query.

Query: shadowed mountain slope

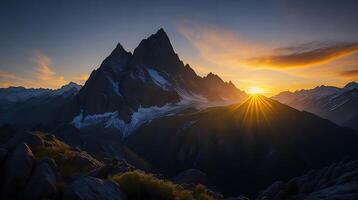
[125,95,358,197]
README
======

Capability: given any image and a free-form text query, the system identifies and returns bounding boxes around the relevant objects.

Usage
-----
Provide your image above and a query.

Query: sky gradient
[1,0,358,95]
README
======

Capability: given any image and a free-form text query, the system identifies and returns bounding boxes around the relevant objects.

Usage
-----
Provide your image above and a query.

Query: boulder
[0,143,34,200]
[256,160,358,200]
[23,158,58,200]
[63,176,127,200]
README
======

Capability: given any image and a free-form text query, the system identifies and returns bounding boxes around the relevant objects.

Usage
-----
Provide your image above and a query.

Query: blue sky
[1,0,358,94]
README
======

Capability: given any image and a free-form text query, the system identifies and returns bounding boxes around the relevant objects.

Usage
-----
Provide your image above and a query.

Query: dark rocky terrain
[0,130,220,200]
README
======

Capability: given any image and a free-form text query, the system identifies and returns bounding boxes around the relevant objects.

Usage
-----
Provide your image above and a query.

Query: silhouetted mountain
[73,29,247,137]
[0,82,81,127]
[273,82,358,130]
[125,96,358,196]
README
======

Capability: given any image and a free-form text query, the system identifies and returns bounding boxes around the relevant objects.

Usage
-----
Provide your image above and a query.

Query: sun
[247,87,262,95]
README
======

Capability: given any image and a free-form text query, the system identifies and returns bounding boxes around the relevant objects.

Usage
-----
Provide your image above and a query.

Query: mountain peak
[204,72,224,83]
[344,81,358,90]
[155,28,167,38]
[99,42,131,73]
[132,28,181,72]
[112,43,128,55]
[56,82,81,94]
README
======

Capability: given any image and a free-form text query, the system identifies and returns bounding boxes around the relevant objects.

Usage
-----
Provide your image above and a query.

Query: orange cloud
[248,42,358,68]
[178,23,358,69]
[73,73,89,84]
[0,71,34,88]
[178,23,265,68]
[0,53,74,89]
[33,53,67,88]
[339,69,358,77]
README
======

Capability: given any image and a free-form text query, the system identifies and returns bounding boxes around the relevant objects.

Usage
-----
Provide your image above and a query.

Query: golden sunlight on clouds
[0,71,33,88]
[178,23,358,95]
[74,73,90,85]
[340,69,358,77]
[33,53,68,88]
[0,52,87,89]
[248,42,358,68]
[178,23,267,68]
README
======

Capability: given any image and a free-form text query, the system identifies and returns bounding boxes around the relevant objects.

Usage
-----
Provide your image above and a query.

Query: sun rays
[233,95,275,129]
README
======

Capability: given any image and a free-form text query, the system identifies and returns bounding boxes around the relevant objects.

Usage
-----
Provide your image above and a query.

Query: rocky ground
[0,131,221,200]
[0,130,357,200]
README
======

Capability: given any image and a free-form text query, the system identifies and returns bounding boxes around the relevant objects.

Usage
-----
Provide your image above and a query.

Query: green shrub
[112,171,214,200]
[33,144,90,183]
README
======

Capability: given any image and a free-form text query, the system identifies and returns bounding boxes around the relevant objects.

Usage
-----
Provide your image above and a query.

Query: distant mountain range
[0,82,81,127]
[273,82,358,130]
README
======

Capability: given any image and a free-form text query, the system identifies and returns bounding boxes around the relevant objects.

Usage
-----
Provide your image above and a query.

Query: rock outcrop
[257,160,358,200]
[23,158,58,200]
[63,176,127,200]
[0,143,35,199]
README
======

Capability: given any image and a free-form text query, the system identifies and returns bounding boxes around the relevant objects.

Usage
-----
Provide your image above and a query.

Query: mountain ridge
[273,81,358,130]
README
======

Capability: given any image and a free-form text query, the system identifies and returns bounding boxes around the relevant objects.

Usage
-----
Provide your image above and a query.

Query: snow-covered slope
[273,82,358,130]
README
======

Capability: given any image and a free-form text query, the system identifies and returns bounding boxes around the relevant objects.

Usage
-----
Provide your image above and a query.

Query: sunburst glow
[247,87,263,95]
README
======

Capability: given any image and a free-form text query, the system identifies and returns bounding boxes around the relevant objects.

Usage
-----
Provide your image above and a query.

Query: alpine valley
[0,29,357,200]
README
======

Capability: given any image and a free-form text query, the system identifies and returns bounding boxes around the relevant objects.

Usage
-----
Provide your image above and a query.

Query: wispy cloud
[0,52,89,88]
[178,23,266,68]
[248,42,358,68]
[177,23,358,94]
[73,73,89,84]
[178,23,358,69]
[32,53,67,88]
[0,71,34,88]
[339,69,358,77]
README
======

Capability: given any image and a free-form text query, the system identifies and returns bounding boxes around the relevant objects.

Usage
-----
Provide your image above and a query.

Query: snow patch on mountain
[71,101,192,137]
[108,77,121,96]
[176,88,207,103]
[147,68,171,91]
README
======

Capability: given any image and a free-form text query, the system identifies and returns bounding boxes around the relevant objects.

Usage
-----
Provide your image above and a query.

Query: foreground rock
[23,158,58,200]
[257,160,358,200]
[0,143,34,199]
[63,176,127,200]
